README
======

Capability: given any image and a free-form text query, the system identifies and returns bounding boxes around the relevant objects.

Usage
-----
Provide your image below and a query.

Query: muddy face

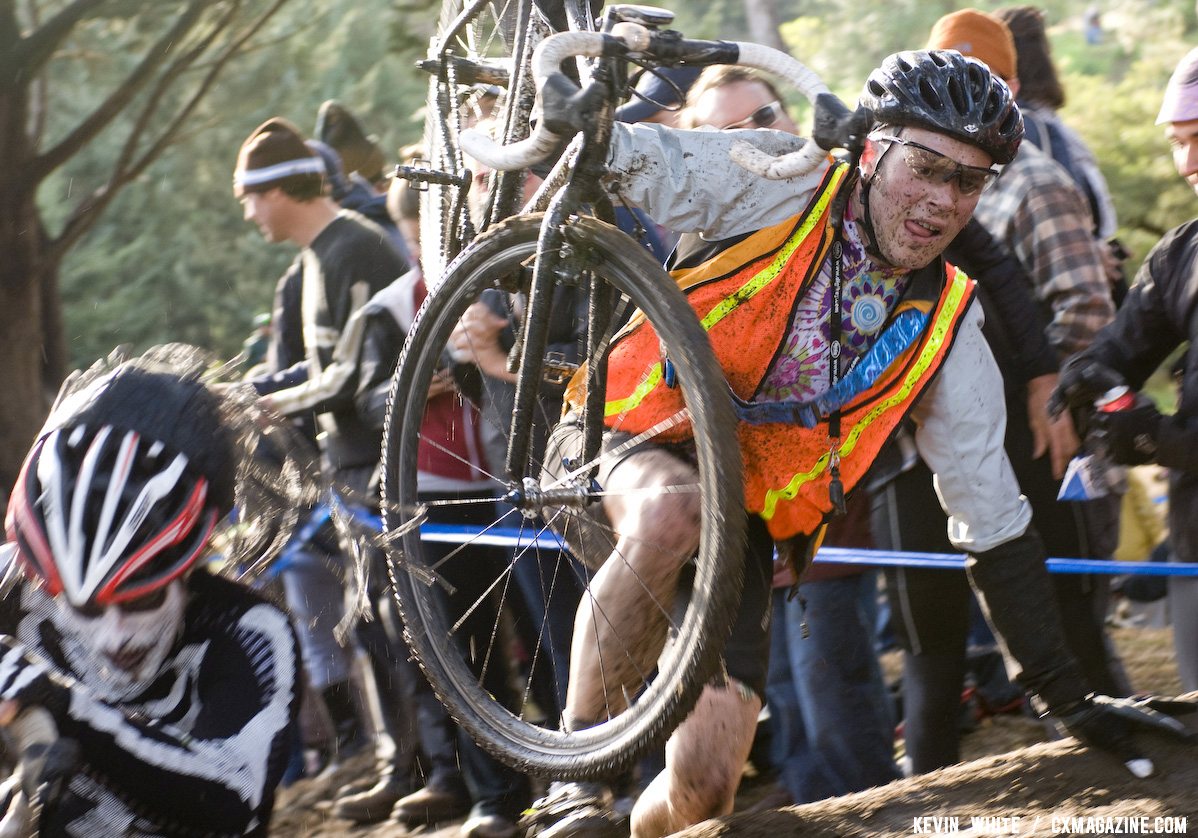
[858,127,993,270]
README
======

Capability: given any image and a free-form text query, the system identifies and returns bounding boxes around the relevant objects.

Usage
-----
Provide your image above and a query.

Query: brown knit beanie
[233,118,326,198]
[927,8,1018,81]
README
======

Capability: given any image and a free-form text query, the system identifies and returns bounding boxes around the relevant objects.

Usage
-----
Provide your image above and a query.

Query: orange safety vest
[567,162,977,541]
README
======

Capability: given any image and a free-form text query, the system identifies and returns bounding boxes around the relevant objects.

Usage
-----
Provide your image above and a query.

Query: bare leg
[630,682,762,837]
[565,449,701,724]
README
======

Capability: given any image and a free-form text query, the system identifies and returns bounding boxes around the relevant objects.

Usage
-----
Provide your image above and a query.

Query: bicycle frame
[380,10,846,778]
[502,53,622,481]
[411,0,606,278]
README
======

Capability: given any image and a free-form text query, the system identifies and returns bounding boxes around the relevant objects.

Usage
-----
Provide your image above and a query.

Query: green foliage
[53,0,434,369]
[49,0,1198,373]
[1063,54,1195,279]
[668,0,806,43]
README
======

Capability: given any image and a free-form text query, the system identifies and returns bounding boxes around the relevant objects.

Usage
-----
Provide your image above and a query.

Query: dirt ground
[272,626,1197,837]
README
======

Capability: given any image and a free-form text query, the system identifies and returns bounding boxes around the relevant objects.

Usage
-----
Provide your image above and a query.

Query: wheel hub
[503,476,596,519]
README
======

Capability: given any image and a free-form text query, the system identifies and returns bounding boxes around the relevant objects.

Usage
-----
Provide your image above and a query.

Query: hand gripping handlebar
[458,23,844,179]
[0,707,66,838]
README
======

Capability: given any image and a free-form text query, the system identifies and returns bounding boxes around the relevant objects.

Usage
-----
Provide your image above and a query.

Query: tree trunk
[41,264,67,394]
[0,196,56,521]
[742,0,786,53]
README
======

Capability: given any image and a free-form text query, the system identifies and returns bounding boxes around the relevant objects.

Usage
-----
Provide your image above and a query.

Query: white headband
[234,157,326,187]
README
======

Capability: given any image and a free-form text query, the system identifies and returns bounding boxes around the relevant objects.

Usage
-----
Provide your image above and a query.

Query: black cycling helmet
[860,49,1023,164]
[6,360,235,609]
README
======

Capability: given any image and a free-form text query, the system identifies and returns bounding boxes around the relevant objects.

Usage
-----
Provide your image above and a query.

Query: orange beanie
[927,8,1017,81]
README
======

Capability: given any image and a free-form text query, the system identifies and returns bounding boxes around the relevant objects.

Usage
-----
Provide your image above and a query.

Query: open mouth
[905,218,943,240]
[106,646,151,674]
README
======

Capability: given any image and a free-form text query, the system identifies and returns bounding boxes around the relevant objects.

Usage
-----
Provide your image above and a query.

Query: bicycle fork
[503,200,613,511]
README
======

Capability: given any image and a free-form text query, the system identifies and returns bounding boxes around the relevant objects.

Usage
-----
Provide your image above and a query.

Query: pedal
[393,161,470,191]
[417,55,512,87]
[543,353,579,386]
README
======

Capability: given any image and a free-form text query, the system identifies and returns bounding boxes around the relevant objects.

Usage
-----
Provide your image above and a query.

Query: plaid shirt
[972,142,1115,358]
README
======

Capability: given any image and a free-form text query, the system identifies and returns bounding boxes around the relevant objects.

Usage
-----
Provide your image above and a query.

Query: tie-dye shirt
[758,207,908,402]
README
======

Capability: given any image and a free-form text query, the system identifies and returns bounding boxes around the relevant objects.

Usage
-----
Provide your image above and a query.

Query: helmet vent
[859,49,1023,163]
[945,76,969,116]
[919,78,944,111]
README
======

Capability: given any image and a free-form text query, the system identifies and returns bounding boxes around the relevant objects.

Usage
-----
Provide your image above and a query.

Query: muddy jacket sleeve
[908,300,1034,553]
[603,122,827,241]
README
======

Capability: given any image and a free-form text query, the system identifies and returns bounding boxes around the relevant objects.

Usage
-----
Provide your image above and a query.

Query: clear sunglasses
[873,134,1001,196]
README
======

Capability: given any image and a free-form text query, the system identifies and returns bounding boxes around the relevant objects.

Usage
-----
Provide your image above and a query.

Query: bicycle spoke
[542,407,694,491]
[384,215,744,777]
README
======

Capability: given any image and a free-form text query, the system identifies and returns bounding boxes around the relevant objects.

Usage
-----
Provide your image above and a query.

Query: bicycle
[411,0,604,288]
[383,4,852,779]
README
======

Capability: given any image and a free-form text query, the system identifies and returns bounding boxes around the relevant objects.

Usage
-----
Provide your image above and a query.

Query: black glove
[0,636,69,718]
[1048,355,1125,418]
[967,531,1091,710]
[1056,694,1198,777]
[1092,395,1163,465]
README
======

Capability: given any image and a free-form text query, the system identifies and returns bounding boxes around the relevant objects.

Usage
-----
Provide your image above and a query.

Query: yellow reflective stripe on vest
[699,169,845,332]
[605,165,847,419]
[605,365,665,417]
[759,267,971,520]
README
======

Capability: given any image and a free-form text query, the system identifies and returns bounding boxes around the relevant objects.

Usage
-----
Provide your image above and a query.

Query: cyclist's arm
[908,301,1033,553]
[604,122,826,240]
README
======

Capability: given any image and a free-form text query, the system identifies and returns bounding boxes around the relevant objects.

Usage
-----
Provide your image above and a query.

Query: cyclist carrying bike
[528,48,1195,837]
[0,348,301,836]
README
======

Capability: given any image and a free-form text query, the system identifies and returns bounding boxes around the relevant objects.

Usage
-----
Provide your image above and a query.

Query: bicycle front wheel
[381,214,746,779]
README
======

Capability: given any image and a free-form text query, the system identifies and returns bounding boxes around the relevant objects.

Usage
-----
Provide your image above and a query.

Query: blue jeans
[766,572,899,803]
[281,548,353,690]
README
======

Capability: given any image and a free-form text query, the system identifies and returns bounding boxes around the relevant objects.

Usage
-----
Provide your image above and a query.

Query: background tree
[743,0,786,51]
[0,0,294,513]
[18,0,1198,514]
[56,0,430,367]
[2,0,432,514]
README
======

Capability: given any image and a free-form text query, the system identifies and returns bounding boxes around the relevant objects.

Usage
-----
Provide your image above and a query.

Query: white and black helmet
[6,362,235,609]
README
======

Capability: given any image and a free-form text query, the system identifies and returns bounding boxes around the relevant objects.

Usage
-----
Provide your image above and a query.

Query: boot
[333,766,415,824]
[391,773,471,827]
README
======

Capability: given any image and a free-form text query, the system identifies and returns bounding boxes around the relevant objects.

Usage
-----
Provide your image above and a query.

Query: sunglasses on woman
[721,100,785,131]
[873,134,1001,196]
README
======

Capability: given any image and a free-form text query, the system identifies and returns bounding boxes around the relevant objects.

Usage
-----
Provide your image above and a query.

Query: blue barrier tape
[814,547,1198,576]
[349,511,1198,577]
[263,506,334,579]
